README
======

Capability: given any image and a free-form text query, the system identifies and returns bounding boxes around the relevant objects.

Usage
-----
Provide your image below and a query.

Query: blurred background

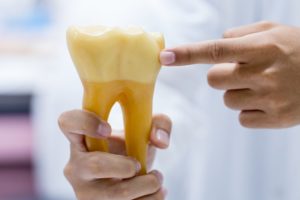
[1,0,300,200]
[0,0,53,199]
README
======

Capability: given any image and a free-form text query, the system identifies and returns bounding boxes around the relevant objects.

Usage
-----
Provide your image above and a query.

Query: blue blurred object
[4,2,51,31]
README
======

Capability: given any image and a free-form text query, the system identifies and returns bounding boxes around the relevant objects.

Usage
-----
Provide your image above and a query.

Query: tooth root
[82,80,154,173]
[82,81,116,152]
[120,81,154,175]
[67,26,164,173]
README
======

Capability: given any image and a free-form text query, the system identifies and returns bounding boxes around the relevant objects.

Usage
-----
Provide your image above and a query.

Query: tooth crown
[67,26,165,83]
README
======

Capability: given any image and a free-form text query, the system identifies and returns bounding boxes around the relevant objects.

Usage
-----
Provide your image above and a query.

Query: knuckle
[262,67,277,79]
[65,154,89,181]
[63,163,74,181]
[87,153,106,174]
[88,152,138,179]
[259,21,277,29]
[256,78,278,96]
[264,40,281,55]
[109,183,130,199]
[74,152,106,180]
[147,174,161,189]
[57,112,68,130]
[259,35,282,58]
[260,72,278,92]
[182,47,193,63]
[208,41,224,62]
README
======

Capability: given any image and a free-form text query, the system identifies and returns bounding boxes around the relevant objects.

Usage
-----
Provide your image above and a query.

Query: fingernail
[97,123,111,137]
[156,129,170,146]
[152,170,164,184]
[136,162,141,173]
[160,51,175,65]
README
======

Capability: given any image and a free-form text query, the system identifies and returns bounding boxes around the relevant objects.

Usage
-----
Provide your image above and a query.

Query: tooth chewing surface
[67,26,164,174]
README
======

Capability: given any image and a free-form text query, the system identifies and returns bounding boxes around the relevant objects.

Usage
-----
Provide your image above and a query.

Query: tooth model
[67,26,164,174]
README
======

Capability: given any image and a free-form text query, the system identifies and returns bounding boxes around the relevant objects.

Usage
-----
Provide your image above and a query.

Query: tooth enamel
[67,26,164,174]
[67,26,164,83]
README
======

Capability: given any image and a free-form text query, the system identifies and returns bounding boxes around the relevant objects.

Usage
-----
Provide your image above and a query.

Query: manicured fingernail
[160,51,175,65]
[97,123,111,137]
[136,162,142,172]
[152,170,164,184]
[156,129,170,146]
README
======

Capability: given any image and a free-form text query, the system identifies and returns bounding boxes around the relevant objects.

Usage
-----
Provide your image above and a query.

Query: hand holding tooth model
[67,26,165,174]
[58,26,171,200]
[58,110,171,200]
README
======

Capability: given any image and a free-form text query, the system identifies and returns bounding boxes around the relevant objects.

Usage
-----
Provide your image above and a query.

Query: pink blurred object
[0,114,35,199]
[0,115,32,164]
[0,168,34,198]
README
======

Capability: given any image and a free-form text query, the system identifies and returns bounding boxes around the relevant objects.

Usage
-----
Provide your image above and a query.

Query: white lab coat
[33,1,300,200]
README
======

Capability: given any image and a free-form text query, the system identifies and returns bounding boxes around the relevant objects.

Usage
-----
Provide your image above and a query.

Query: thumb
[150,114,172,149]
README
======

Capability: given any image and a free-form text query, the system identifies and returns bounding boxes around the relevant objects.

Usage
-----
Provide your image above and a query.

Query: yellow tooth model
[67,26,164,174]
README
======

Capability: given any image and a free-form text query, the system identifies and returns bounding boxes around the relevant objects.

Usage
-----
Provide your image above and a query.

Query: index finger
[160,37,256,66]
